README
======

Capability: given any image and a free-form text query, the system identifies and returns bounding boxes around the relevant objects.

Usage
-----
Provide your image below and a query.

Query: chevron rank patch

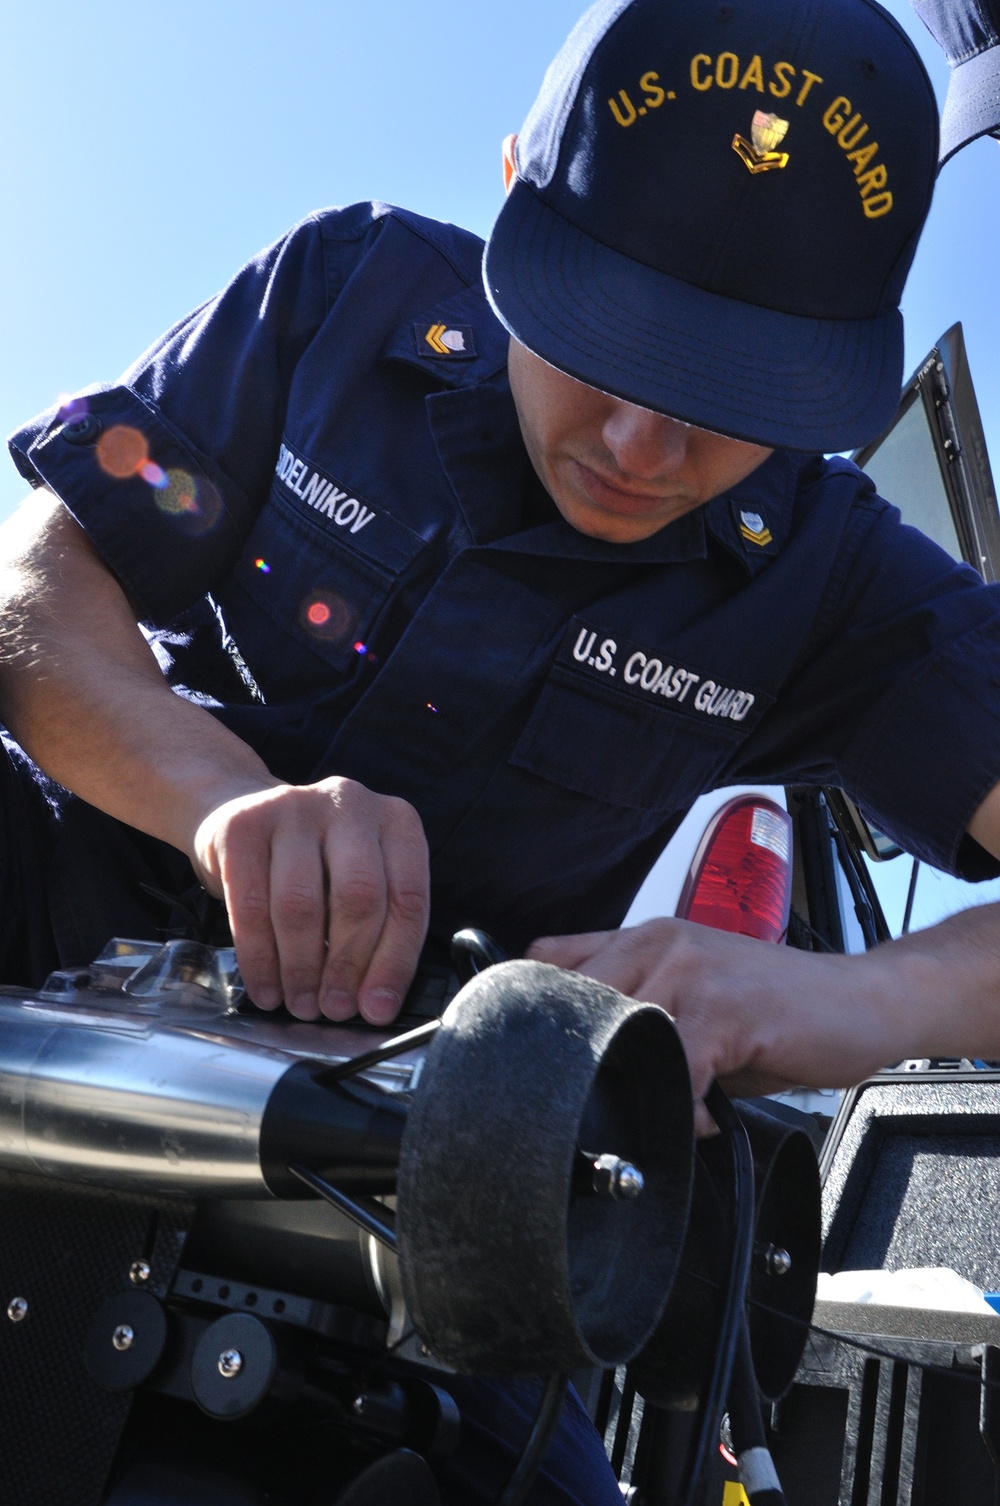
[416,322,477,359]
[738,509,773,547]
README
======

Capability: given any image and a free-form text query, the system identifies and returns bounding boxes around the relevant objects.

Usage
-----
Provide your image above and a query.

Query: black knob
[190,1312,278,1420]
[85,1290,168,1392]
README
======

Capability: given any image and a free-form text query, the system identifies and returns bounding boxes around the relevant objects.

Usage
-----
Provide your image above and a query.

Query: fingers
[356,798,430,1024]
[202,780,429,1024]
[526,931,613,971]
[268,819,332,1020]
[316,803,390,1021]
[213,806,283,1013]
[528,919,683,1002]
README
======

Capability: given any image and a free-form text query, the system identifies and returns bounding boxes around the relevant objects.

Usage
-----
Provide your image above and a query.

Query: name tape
[564,623,766,727]
[275,445,376,535]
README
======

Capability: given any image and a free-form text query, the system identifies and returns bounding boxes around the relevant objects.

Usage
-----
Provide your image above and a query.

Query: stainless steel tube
[0,998,295,1197]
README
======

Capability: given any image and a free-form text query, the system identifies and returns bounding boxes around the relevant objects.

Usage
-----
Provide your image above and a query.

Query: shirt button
[61,414,103,445]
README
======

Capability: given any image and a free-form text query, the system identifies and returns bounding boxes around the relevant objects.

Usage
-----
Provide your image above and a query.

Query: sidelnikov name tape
[275,445,376,535]
[563,622,768,727]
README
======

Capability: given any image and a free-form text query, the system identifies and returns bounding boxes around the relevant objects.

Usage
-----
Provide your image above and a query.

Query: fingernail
[361,989,400,1025]
[321,990,358,1021]
[288,991,320,1020]
[252,986,282,1012]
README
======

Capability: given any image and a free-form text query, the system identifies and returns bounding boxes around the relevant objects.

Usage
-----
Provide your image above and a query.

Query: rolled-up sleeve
[7,211,340,623]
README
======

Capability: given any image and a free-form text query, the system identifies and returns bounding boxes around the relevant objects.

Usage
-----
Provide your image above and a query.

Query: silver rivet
[129,1260,151,1286]
[6,1297,27,1323]
[112,1324,135,1352]
[592,1154,645,1200]
[218,1348,243,1378]
[765,1245,793,1277]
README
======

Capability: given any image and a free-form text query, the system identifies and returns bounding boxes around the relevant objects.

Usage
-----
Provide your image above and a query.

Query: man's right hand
[0,499,430,1027]
[193,777,430,1025]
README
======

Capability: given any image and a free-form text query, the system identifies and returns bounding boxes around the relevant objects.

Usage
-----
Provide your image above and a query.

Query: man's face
[508,340,773,544]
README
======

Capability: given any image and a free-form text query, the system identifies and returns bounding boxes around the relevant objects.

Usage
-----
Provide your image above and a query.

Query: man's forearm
[862,902,1000,1065]
[0,494,279,859]
[529,898,1000,1109]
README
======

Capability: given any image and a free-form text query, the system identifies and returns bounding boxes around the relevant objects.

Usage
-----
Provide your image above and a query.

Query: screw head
[129,1260,151,1286]
[592,1154,645,1200]
[112,1324,135,1352]
[765,1245,793,1278]
[6,1297,27,1323]
[218,1348,244,1379]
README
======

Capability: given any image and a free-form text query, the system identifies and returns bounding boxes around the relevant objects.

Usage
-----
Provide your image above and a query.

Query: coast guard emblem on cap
[418,323,477,359]
[732,112,790,174]
[739,510,773,546]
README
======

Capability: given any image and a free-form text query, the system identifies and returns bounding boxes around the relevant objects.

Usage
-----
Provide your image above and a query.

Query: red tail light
[676,796,792,943]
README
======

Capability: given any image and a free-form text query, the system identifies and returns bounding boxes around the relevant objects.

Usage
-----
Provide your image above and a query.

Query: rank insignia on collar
[417,322,477,359]
[739,509,773,546]
[732,112,790,174]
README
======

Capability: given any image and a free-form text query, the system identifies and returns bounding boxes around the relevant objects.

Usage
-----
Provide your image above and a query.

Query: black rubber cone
[396,960,693,1374]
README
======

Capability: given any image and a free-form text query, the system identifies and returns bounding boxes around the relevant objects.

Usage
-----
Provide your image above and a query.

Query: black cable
[726,1318,786,1506]
[497,1373,570,1506]
[681,1084,757,1506]
[902,857,921,935]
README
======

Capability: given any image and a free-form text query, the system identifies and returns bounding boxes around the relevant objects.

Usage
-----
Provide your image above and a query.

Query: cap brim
[940,46,1000,165]
[484,180,903,454]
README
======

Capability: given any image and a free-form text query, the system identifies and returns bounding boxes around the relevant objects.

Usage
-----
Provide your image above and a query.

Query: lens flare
[96,425,149,479]
[300,590,354,643]
[139,461,168,488]
[57,395,88,422]
[153,469,224,535]
[426,703,439,714]
[155,469,197,515]
[255,558,271,573]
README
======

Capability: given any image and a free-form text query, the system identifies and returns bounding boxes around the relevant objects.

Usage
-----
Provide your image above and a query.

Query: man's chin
[556,490,684,543]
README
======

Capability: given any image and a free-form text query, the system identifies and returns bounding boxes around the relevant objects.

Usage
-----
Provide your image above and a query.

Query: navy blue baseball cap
[484,0,939,452]
[912,0,1000,162]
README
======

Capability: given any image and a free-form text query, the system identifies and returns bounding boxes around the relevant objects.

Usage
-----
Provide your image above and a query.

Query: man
[2,0,1000,1493]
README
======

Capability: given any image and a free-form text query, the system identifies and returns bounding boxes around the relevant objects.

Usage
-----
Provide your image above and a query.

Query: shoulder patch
[415,323,477,360]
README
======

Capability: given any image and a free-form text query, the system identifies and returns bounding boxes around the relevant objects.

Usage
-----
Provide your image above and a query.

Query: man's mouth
[573,460,679,516]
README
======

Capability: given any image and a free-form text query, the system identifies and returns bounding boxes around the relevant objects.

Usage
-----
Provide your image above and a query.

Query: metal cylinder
[0,995,421,1200]
[0,1000,293,1196]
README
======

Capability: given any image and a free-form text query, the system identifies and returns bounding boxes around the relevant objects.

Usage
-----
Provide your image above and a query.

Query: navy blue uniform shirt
[10,202,1000,957]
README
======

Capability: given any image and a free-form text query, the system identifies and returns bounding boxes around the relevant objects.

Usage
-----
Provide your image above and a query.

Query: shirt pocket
[218,484,426,700]
[508,664,748,812]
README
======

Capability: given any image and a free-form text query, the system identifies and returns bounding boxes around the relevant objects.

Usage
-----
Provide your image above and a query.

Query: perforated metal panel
[0,1171,189,1506]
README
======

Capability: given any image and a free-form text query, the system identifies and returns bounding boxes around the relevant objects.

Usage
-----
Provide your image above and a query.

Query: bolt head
[592,1154,645,1200]
[765,1245,793,1278]
[6,1297,27,1323]
[218,1348,244,1379]
[129,1260,151,1286]
[112,1324,135,1352]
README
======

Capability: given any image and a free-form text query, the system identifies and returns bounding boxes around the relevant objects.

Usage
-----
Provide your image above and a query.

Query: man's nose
[601,402,690,479]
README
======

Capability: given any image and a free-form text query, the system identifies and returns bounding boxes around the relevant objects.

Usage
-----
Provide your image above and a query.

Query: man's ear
[502,133,518,194]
